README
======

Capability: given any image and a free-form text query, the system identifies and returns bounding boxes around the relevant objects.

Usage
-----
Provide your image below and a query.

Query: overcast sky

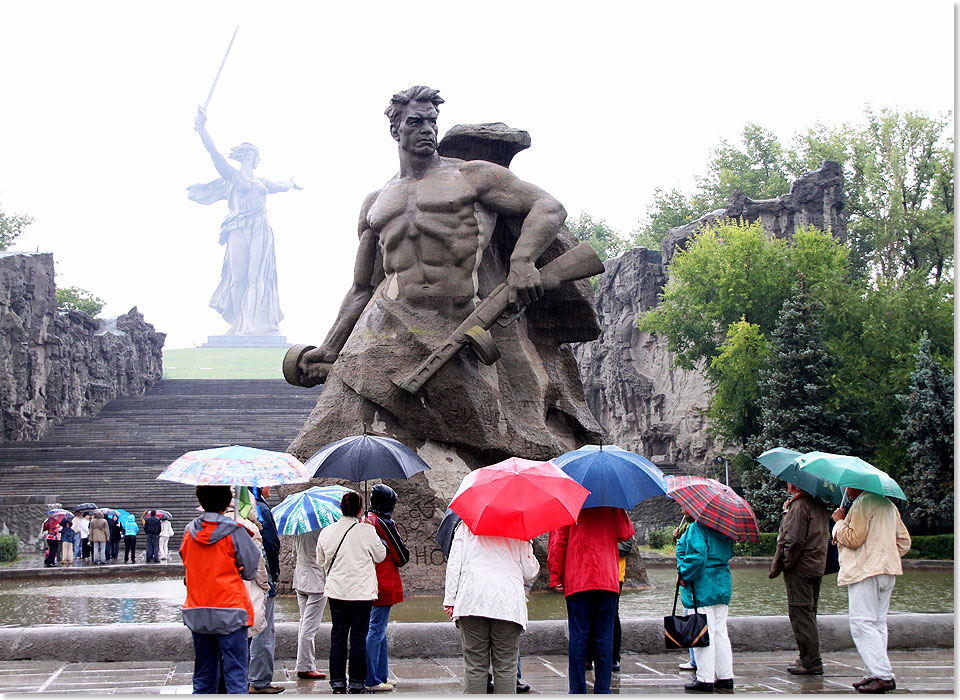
[0,1,953,350]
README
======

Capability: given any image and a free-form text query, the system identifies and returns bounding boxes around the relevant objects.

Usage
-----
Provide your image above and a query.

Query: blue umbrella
[553,444,667,509]
[305,434,431,482]
[756,447,843,505]
[271,486,354,535]
[115,508,139,535]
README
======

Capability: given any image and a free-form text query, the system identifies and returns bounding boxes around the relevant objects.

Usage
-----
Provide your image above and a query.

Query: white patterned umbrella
[157,445,311,487]
[271,485,355,535]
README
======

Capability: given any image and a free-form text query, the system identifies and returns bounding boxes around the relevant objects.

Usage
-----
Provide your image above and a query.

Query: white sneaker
[364,683,394,693]
[678,661,696,671]
[384,679,396,687]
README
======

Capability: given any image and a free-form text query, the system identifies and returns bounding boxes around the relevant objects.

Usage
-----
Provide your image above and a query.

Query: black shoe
[486,672,494,693]
[516,681,531,693]
[348,688,371,694]
[612,660,621,672]
[332,688,347,695]
[684,679,714,693]
[714,678,734,691]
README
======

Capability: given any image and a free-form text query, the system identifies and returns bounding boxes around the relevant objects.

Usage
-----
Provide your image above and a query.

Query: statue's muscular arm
[298,190,382,386]
[459,160,567,306]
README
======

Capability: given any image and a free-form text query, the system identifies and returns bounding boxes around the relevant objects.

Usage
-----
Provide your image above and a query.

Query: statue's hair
[384,86,444,131]
[229,142,260,163]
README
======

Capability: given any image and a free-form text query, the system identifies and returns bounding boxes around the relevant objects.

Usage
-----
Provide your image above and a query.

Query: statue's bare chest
[367,166,477,233]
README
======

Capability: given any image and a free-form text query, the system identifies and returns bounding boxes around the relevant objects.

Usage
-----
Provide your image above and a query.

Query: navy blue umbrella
[553,444,667,509]
[305,434,431,482]
[435,507,462,560]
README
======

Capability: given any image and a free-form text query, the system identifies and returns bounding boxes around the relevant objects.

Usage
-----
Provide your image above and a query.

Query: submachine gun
[283,242,605,394]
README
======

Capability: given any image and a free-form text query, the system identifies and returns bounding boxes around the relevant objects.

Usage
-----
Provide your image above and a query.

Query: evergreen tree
[743,281,857,528]
[897,332,954,531]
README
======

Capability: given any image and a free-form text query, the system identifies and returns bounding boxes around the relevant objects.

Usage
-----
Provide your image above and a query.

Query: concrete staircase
[0,380,320,525]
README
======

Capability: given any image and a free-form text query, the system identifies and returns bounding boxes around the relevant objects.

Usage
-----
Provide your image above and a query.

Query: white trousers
[158,535,170,561]
[296,591,329,672]
[847,574,896,680]
[693,604,733,683]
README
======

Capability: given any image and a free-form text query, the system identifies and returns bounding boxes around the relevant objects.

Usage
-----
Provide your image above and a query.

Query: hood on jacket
[94,513,105,519]
[186,513,247,545]
[369,484,398,518]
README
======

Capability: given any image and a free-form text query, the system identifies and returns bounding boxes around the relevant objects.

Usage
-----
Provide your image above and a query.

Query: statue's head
[385,86,444,156]
[229,142,260,168]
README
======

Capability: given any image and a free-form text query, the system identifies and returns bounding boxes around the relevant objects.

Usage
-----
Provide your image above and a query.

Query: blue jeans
[566,590,618,694]
[249,596,277,689]
[192,626,248,694]
[145,534,160,562]
[365,604,392,686]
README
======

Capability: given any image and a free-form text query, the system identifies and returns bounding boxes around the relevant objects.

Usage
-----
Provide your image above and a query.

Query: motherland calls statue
[187,107,300,337]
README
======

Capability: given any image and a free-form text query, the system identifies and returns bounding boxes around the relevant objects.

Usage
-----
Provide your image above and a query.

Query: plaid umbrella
[157,445,311,487]
[271,485,354,535]
[665,475,760,542]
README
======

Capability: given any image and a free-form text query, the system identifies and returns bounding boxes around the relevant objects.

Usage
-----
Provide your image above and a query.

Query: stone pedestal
[202,335,289,348]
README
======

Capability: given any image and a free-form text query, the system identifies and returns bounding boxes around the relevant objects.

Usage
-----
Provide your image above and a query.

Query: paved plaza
[0,648,951,694]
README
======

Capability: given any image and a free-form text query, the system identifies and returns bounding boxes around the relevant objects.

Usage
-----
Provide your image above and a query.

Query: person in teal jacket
[676,515,735,692]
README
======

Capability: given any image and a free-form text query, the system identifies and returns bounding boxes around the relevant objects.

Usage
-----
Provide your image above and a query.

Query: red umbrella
[42,512,70,531]
[665,475,760,542]
[449,457,590,540]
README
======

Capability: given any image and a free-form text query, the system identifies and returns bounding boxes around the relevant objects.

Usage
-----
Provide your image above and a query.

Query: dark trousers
[329,598,373,691]
[44,540,60,566]
[145,534,160,562]
[109,537,120,559]
[124,535,137,562]
[588,582,623,663]
[192,626,249,694]
[784,570,823,668]
[567,590,618,694]
[81,538,91,559]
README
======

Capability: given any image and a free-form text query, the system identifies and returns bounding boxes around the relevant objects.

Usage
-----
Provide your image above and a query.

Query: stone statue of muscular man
[286,86,603,470]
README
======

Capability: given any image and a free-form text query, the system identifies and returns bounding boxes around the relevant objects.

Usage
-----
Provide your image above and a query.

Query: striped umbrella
[271,486,355,535]
[157,445,311,487]
[665,475,760,542]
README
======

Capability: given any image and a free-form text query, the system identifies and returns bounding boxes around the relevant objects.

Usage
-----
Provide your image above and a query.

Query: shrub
[0,535,19,562]
[647,527,673,549]
[734,532,778,557]
[902,534,953,560]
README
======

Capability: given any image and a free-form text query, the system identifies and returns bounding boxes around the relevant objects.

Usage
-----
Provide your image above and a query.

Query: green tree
[566,212,629,262]
[0,204,32,251]
[634,187,700,250]
[639,220,849,371]
[706,318,768,449]
[744,283,856,527]
[56,286,105,316]
[897,332,954,532]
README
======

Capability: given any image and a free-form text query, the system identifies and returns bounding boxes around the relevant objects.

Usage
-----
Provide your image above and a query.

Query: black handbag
[664,577,710,649]
[823,539,840,576]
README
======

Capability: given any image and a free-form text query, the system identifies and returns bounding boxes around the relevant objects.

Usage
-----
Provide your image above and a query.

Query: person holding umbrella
[144,511,163,563]
[831,487,911,693]
[363,484,410,692]
[768,481,831,675]
[108,514,123,562]
[159,516,175,561]
[60,517,75,566]
[89,511,110,565]
[318,491,386,694]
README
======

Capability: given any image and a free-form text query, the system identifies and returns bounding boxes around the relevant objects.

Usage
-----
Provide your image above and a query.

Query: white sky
[0,1,953,349]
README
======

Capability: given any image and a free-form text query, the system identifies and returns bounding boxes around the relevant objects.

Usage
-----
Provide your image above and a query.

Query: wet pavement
[0,648,952,694]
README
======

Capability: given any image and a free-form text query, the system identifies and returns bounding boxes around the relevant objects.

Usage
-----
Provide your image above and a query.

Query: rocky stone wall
[0,495,61,552]
[0,252,165,444]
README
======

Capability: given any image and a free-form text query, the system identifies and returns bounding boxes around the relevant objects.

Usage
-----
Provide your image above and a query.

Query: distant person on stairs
[124,516,139,563]
[144,511,162,563]
[108,514,123,561]
[159,517,175,561]
[90,512,110,565]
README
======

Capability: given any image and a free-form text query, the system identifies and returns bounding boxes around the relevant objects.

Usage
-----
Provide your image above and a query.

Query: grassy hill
[163,347,290,379]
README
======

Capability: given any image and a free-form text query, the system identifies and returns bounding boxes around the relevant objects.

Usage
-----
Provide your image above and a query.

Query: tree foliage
[634,187,700,250]
[897,332,954,532]
[706,318,767,449]
[0,204,32,251]
[566,212,630,262]
[56,286,105,317]
[696,124,793,211]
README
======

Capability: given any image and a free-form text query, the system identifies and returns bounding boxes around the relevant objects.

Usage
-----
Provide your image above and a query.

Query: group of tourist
[178,478,911,695]
[41,508,174,566]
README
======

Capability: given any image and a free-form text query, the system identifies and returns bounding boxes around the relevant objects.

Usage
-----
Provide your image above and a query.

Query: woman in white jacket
[443,522,540,694]
[318,492,386,694]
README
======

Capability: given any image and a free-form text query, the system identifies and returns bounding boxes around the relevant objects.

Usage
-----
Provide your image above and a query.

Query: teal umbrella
[756,447,843,505]
[115,508,139,535]
[794,451,907,501]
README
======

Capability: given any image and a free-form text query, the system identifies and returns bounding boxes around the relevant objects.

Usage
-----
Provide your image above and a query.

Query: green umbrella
[756,447,843,505]
[794,451,907,501]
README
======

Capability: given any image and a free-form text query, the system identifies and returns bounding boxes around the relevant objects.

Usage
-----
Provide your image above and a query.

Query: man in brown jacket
[89,512,111,565]
[769,483,830,675]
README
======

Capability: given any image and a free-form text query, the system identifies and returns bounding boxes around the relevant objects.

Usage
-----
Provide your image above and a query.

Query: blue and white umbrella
[553,444,667,509]
[271,485,355,536]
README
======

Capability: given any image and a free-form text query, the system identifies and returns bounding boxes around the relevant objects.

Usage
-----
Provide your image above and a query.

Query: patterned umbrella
[449,457,590,540]
[665,475,760,542]
[271,485,354,535]
[156,445,311,487]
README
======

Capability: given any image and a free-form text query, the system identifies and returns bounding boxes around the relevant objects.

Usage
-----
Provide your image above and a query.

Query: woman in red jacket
[363,485,409,692]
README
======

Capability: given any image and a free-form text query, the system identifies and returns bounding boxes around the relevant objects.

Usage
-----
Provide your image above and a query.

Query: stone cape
[281,123,627,595]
